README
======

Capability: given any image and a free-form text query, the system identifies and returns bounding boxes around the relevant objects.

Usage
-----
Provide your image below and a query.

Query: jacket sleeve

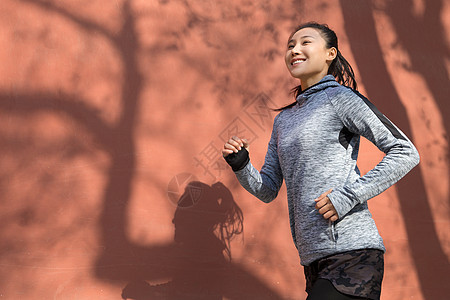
[326,88,420,218]
[232,114,284,203]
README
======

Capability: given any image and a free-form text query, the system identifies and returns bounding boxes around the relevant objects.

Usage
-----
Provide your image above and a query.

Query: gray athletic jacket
[232,75,420,266]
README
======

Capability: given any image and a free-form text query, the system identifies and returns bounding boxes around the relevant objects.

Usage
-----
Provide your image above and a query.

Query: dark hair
[276,22,357,111]
[175,181,243,260]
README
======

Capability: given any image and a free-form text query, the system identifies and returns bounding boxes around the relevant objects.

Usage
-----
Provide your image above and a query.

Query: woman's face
[285,27,336,86]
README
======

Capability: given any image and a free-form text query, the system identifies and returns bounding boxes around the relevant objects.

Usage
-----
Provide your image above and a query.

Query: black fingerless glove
[224,148,250,171]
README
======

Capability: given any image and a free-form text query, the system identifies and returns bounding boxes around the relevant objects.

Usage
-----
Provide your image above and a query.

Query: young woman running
[222,22,419,300]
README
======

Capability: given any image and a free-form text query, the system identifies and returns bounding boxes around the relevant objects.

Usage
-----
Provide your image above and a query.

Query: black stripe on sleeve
[352,89,407,141]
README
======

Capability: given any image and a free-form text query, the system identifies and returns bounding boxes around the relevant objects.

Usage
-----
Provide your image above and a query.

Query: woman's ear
[327,47,337,61]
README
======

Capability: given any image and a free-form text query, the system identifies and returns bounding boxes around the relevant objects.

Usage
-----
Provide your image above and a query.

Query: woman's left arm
[326,89,420,219]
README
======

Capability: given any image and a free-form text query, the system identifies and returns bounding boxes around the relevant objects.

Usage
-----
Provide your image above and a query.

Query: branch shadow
[0,0,299,298]
[339,0,450,298]
[12,0,287,299]
[385,0,450,121]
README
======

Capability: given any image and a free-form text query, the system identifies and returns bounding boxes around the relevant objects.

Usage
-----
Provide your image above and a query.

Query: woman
[222,22,419,300]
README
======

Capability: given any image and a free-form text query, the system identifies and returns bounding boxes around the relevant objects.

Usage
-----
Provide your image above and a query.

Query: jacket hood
[296,75,340,104]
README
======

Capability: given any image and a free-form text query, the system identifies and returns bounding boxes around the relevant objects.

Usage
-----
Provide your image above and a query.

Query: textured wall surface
[0,0,449,299]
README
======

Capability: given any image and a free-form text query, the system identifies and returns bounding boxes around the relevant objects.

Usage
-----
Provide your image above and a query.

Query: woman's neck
[300,71,328,90]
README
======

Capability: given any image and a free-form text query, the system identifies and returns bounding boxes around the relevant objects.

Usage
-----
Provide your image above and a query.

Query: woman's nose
[291,43,301,55]
[292,45,301,55]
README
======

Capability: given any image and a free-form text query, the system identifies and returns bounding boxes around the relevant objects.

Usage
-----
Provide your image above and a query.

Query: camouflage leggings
[304,249,384,300]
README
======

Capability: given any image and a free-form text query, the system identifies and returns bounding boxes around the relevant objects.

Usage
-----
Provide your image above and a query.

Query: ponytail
[330,50,357,91]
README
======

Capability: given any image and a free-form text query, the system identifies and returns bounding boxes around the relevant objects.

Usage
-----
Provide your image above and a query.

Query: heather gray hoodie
[233,75,420,266]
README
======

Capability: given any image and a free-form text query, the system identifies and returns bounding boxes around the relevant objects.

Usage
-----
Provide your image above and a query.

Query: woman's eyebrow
[287,35,316,44]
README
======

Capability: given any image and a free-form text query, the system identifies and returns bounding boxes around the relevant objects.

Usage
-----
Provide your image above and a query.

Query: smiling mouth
[291,58,306,66]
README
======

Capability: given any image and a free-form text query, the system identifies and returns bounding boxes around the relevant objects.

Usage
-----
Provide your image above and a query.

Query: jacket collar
[296,75,339,104]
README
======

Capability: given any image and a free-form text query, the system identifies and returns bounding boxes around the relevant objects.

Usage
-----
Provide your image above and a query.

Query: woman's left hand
[314,189,339,222]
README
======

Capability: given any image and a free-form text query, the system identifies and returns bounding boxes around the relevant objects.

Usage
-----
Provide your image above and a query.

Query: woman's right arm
[223,119,284,203]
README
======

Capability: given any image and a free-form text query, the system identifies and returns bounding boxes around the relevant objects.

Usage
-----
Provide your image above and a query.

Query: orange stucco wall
[0,0,448,299]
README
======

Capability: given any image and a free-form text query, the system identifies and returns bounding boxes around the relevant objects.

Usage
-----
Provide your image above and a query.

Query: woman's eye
[302,41,311,45]
[287,44,294,49]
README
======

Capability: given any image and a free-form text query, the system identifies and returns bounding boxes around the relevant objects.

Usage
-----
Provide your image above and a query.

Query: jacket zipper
[329,220,337,243]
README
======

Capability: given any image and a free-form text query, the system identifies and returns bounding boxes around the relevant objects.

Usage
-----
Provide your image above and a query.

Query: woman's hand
[314,189,338,222]
[222,136,249,157]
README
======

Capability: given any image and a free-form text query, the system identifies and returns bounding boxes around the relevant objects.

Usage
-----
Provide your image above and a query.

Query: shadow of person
[120,181,283,300]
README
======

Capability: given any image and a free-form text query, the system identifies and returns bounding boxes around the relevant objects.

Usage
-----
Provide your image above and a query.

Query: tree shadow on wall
[96,181,282,300]
[8,1,286,299]
[340,0,450,298]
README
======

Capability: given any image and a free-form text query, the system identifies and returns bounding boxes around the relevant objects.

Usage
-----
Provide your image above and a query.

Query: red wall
[0,0,448,299]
